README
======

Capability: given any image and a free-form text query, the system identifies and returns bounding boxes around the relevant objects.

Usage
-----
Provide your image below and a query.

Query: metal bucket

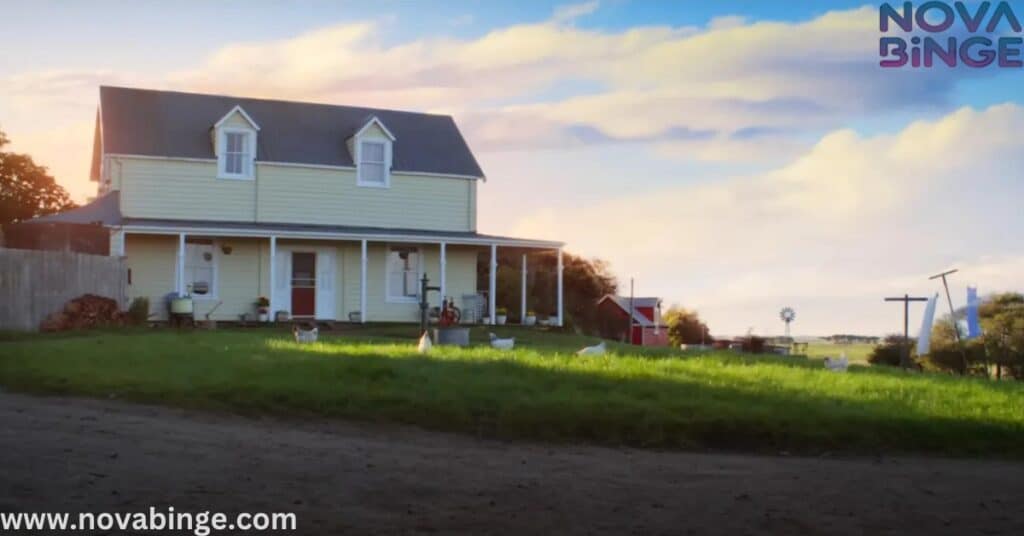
[170,297,194,315]
[434,327,470,346]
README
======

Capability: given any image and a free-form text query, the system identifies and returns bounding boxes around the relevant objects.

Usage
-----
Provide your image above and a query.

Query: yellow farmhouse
[38,87,564,324]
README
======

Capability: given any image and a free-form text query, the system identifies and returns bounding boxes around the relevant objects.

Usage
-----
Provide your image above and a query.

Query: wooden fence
[0,248,127,331]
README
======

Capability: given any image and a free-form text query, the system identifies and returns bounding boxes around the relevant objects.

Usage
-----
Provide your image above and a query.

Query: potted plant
[496,307,508,325]
[255,296,270,322]
[524,310,537,326]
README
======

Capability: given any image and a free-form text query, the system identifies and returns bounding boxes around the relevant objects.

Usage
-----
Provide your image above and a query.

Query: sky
[1,0,1022,336]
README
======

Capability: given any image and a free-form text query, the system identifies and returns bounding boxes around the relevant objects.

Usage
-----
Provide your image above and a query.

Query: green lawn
[1,325,1022,457]
[799,342,877,364]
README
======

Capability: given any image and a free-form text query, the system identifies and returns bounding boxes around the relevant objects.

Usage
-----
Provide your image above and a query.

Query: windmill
[779,307,796,338]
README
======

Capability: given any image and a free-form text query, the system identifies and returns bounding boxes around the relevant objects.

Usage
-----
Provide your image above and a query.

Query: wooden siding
[112,156,476,232]
[117,158,256,222]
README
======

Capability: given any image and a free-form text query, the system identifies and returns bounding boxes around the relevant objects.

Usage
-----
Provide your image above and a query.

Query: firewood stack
[39,294,126,332]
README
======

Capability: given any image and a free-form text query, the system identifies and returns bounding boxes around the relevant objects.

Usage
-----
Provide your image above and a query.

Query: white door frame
[275,245,337,320]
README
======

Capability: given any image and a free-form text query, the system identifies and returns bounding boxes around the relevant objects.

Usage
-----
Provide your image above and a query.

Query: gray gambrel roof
[98,86,485,178]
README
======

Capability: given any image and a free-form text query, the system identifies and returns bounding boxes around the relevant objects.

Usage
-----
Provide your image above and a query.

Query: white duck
[823,353,849,372]
[576,341,606,356]
[417,332,433,354]
[489,332,515,350]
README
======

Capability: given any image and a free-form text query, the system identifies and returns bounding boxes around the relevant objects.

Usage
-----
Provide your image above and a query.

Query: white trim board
[119,224,564,249]
[213,105,261,131]
[103,154,482,180]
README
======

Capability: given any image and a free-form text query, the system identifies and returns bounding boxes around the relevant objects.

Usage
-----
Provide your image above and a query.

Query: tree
[0,129,76,225]
[482,250,617,334]
[926,292,1024,377]
[663,306,712,346]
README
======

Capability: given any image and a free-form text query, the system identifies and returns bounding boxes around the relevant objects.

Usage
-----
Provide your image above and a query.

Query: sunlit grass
[1,326,1022,456]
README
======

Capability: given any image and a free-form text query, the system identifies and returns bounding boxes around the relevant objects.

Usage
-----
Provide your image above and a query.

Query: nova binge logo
[880,1,1023,68]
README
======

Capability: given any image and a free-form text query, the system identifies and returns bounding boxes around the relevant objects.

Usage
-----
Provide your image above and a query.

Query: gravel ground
[1,392,1022,535]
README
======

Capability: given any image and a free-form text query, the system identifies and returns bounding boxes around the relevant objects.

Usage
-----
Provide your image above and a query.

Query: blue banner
[966,286,982,340]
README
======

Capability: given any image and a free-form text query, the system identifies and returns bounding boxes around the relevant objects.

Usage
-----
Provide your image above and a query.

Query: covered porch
[111,220,564,326]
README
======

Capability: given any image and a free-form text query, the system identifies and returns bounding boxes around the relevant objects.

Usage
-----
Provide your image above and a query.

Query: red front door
[291,252,316,317]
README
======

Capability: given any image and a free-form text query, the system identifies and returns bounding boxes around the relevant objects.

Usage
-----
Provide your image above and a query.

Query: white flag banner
[917,293,939,356]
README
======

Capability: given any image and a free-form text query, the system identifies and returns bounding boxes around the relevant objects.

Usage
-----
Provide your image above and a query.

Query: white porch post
[268,236,277,321]
[489,243,497,325]
[556,247,564,327]
[176,232,186,296]
[439,242,447,301]
[520,253,527,324]
[360,239,368,323]
[112,228,126,257]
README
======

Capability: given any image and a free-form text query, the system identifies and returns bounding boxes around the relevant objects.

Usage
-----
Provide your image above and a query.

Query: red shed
[596,295,669,346]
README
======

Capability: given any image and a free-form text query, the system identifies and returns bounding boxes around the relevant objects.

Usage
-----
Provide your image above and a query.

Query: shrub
[126,297,150,325]
[868,334,914,367]
[741,335,766,354]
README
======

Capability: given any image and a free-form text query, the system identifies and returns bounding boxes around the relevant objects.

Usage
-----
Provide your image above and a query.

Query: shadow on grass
[1,330,1022,457]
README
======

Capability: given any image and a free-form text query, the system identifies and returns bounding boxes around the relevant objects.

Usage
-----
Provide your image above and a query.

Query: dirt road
[1,392,1021,535]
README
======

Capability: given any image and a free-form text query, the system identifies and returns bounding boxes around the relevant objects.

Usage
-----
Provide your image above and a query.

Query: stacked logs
[39,294,126,332]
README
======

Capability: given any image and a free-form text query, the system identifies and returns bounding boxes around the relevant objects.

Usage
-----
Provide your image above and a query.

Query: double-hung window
[386,246,420,302]
[219,129,254,179]
[358,141,387,187]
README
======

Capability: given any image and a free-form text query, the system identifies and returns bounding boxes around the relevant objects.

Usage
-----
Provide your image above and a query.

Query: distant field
[1,326,1021,457]
[799,342,877,363]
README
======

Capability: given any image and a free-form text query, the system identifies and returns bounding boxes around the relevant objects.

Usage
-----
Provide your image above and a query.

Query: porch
[111,220,564,326]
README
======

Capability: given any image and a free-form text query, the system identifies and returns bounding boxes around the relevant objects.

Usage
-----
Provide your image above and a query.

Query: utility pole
[884,293,929,369]
[929,268,969,374]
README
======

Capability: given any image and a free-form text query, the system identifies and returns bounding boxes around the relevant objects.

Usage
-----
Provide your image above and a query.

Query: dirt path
[1,392,1021,535]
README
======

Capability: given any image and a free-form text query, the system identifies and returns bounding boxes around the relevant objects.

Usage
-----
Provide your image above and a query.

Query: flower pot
[258,312,268,322]
[524,315,536,326]
[497,315,508,325]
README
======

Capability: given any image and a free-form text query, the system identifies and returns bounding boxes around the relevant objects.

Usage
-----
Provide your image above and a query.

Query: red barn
[596,295,669,346]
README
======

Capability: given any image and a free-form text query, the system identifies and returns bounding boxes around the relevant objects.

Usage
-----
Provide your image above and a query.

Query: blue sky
[2,1,1022,335]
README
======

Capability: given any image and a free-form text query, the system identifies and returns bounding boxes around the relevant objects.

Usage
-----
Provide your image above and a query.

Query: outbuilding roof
[598,295,664,326]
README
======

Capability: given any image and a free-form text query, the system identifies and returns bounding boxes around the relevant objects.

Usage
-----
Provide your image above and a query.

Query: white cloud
[1,5,976,199]
[552,1,601,24]
[494,104,1024,335]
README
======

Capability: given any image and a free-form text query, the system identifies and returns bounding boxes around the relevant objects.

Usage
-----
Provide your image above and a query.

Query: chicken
[576,341,606,356]
[417,332,433,354]
[823,353,849,372]
[292,324,319,343]
[489,332,515,350]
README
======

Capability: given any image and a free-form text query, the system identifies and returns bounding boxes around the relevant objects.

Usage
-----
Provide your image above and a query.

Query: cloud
[552,1,600,24]
[166,5,968,157]
[495,104,1024,335]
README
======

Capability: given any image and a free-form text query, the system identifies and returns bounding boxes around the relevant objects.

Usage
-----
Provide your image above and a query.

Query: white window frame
[217,127,257,180]
[354,117,395,189]
[384,244,422,303]
[356,138,391,188]
[181,239,219,300]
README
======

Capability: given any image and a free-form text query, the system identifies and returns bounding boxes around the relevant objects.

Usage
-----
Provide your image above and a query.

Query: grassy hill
[1,325,1021,457]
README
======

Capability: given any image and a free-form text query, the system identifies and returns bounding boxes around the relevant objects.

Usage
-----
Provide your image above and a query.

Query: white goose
[823,353,849,372]
[576,341,606,356]
[417,332,433,354]
[489,332,515,350]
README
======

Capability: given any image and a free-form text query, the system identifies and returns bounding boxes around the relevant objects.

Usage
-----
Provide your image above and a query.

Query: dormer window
[213,105,260,180]
[223,130,252,177]
[359,141,387,186]
[352,116,395,188]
